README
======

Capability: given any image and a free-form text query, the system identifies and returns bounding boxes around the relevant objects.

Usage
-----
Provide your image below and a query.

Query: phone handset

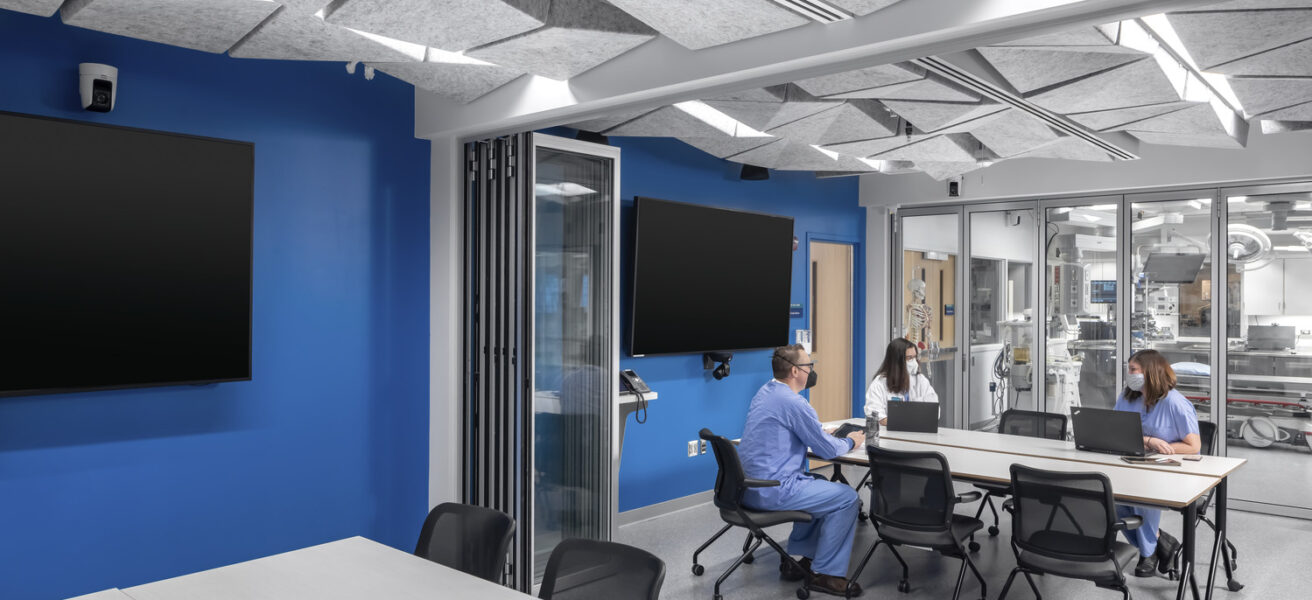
[621,369,650,424]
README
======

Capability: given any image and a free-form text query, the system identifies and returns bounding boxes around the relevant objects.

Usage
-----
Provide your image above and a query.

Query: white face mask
[1126,372,1145,392]
[906,358,919,376]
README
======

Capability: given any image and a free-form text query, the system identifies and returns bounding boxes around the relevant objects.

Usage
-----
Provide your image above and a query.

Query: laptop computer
[887,401,939,433]
[1071,407,1147,457]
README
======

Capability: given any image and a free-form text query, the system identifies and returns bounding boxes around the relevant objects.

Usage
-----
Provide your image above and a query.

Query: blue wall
[0,12,429,600]
[570,133,865,512]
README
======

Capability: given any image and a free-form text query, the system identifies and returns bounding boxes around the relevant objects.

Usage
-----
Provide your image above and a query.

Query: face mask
[1126,372,1145,392]
[804,368,818,389]
[906,359,919,376]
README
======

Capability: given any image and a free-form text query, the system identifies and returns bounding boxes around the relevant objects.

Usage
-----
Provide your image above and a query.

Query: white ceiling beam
[414,0,1220,140]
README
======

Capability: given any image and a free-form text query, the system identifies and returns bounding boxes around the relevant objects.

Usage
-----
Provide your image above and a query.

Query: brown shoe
[808,574,863,597]
[779,556,812,581]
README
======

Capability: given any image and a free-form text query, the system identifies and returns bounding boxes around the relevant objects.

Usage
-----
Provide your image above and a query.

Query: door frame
[806,232,864,418]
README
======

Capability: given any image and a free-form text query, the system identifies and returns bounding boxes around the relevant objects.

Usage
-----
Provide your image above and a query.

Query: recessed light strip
[771,0,852,24]
[673,101,773,138]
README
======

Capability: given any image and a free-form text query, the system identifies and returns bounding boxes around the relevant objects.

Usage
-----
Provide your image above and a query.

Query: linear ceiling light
[673,101,773,138]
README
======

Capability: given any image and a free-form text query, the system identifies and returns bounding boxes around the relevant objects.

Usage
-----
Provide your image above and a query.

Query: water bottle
[865,415,880,447]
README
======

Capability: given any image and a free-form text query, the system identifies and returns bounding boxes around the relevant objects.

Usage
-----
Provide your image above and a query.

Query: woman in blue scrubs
[1114,349,1202,576]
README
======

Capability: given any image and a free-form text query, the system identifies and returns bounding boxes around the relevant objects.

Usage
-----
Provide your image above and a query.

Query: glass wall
[967,208,1036,430]
[1224,184,1312,512]
[898,211,960,427]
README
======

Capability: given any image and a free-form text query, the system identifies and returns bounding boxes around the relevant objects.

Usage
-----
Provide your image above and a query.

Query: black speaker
[740,164,770,181]
[575,130,609,145]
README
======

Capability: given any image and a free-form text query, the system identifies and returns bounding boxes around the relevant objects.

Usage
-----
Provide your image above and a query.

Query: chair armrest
[745,478,781,488]
[955,490,983,504]
[1001,499,1015,514]
[1115,516,1143,531]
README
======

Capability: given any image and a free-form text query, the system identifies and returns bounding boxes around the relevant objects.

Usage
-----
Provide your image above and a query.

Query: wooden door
[809,242,854,467]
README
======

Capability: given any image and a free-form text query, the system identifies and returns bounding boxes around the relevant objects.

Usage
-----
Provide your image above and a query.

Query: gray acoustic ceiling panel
[967,110,1061,158]
[229,9,422,62]
[605,0,809,50]
[990,28,1112,47]
[60,0,280,54]
[827,74,978,102]
[1111,102,1226,135]
[567,107,658,132]
[821,134,923,158]
[726,139,875,172]
[869,133,974,162]
[1128,131,1245,149]
[1227,77,1312,116]
[764,106,846,144]
[1207,38,1312,76]
[1015,136,1114,161]
[0,0,62,16]
[879,100,1002,132]
[1261,100,1312,120]
[826,0,902,17]
[368,61,524,104]
[277,0,334,13]
[1067,101,1197,131]
[1192,1,1312,9]
[324,0,549,52]
[704,98,838,132]
[465,0,657,80]
[794,63,923,98]
[977,45,1146,95]
[706,86,791,103]
[677,135,777,158]
[1026,58,1180,114]
[1164,9,1312,70]
[605,106,734,137]
[916,161,985,181]
[815,100,899,145]
[1263,120,1312,133]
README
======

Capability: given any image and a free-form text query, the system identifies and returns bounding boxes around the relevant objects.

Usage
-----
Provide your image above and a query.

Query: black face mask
[804,368,818,389]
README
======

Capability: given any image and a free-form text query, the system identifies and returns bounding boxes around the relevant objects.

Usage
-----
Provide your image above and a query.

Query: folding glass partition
[894,208,962,427]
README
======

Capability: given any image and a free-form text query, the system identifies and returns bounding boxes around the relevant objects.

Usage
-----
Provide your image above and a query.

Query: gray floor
[1227,444,1312,510]
[617,467,1312,600]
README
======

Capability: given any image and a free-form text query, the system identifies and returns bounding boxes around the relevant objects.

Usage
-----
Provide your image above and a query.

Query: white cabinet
[1243,260,1284,315]
[1282,258,1312,315]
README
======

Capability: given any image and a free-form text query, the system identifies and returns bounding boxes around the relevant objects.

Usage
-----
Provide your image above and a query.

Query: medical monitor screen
[1090,280,1117,304]
[629,197,793,356]
[0,111,253,397]
[1142,252,1206,284]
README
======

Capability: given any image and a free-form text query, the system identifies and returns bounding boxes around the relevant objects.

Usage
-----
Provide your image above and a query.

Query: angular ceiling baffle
[604,0,809,50]
[825,0,903,17]
[228,8,422,62]
[702,85,838,133]
[59,0,280,54]
[0,0,63,16]
[323,0,550,52]
[464,0,657,81]
[813,100,899,146]
[675,135,778,159]
[793,63,924,98]
[366,59,527,105]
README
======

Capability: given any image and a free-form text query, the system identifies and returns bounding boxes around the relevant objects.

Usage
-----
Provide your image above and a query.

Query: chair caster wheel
[742,554,754,564]
[858,511,868,522]
[898,580,911,593]
[968,541,980,553]
[692,564,705,576]
[988,525,999,536]
[1227,580,1244,592]
[796,587,810,599]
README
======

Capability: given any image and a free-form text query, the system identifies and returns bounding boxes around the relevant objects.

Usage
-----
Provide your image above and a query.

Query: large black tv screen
[630,197,793,356]
[0,111,253,397]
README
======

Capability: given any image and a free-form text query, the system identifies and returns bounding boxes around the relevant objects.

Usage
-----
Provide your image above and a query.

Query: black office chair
[998,464,1142,600]
[414,502,515,583]
[539,538,665,600]
[848,446,987,600]
[1168,420,1241,590]
[693,428,815,600]
[974,410,1069,537]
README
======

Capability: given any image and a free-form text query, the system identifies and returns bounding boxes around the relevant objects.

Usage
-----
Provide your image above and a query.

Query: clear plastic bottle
[865,414,880,447]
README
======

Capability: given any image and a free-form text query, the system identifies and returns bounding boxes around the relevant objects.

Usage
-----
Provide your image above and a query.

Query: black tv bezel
[628,196,794,357]
[0,110,255,399]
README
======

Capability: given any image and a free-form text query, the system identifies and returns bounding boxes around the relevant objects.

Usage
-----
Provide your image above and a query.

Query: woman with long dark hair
[864,338,938,425]
[1114,349,1202,577]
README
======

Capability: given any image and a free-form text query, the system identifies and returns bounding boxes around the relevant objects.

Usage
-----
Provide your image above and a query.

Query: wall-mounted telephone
[620,369,650,424]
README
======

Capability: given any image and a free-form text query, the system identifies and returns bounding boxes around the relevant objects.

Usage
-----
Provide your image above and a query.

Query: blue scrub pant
[758,478,859,576]
[1116,504,1162,557]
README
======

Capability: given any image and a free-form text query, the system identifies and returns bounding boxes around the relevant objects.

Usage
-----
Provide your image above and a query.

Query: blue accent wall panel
[0,12,429,599]
[581,133,865,512]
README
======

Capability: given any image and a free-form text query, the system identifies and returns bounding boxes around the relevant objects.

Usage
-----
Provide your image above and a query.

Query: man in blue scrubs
[739,344,866,596]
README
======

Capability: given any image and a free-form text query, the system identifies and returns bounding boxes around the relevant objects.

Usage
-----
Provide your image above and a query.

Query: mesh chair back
[414,502,515,583]
[701,428,747,511]
[866,445,955,531]
[538,538,666,600]
[1009,464,1117,561]
[1000,409,1068,440]
[1198,420,1217,456]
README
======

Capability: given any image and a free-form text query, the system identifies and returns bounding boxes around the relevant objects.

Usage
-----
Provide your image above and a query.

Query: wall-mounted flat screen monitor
[629,197,793,356]
[1142,252,1206,284]
[0,111,253,397]
[1090,280,1117,304]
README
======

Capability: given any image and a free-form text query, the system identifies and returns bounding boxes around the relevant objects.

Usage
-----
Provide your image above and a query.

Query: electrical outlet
[687,440,699,457]
[700,440,708,455]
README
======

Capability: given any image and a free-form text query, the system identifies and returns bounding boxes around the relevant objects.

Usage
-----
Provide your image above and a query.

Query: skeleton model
[905,278,933,349]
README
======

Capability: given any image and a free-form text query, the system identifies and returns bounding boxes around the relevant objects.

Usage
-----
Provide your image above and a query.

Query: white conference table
[819,419,1245,600]
[70,536,533,600]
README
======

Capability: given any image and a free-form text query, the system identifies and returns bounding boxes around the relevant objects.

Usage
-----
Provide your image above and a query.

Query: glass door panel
[968,208,1037,430]
[1224,185,1312,512]
[899,212,959,427]
[1045,201,1119,416]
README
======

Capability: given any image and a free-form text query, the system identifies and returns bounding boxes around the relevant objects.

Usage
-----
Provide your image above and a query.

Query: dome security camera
[79,63,117,112]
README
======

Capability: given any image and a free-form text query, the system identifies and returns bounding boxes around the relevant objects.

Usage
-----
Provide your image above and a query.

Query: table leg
[1207,477,1242,598]
[830,463,849,484]
[1176,502,1197,600]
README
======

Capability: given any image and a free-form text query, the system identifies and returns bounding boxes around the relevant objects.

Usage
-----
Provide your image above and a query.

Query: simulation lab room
[6,1,1312,600]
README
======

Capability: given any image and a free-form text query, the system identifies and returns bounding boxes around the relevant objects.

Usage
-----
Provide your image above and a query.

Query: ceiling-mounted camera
[79,63,117,113]
[703,352,733,380]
